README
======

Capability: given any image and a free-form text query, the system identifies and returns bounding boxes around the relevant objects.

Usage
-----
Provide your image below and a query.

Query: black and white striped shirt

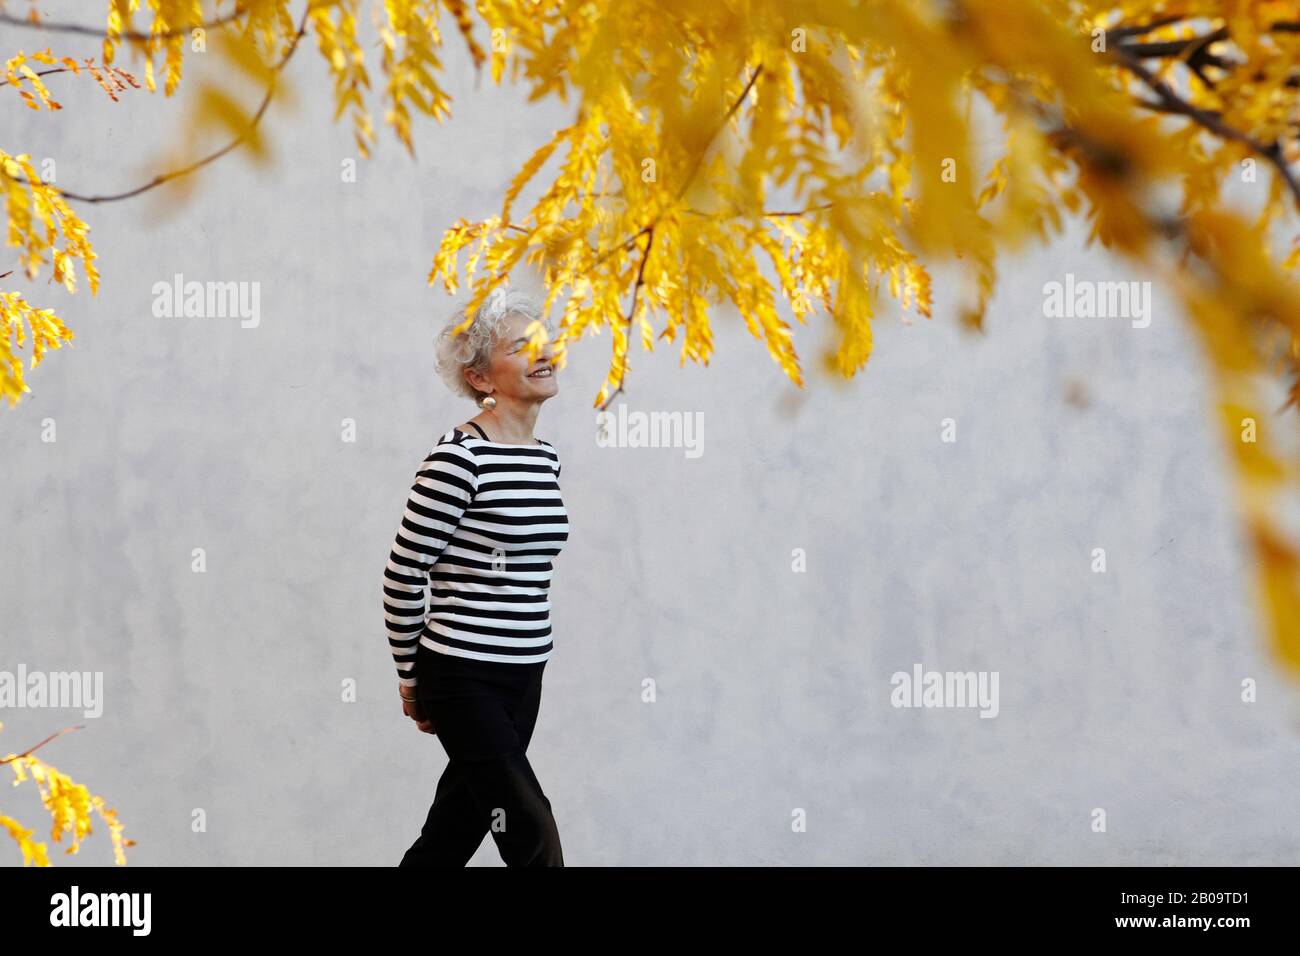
[384,422,569,686]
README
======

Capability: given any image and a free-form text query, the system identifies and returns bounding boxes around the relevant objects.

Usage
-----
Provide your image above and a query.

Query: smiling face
[469,311,559,402]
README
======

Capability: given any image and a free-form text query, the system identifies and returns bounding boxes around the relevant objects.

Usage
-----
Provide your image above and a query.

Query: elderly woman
[386,287,568,867]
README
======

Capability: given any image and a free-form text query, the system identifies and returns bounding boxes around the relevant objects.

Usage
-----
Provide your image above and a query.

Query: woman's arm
[382,440,479,692]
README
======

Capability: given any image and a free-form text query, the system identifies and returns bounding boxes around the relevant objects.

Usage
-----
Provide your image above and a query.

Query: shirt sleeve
[383,440,479,689]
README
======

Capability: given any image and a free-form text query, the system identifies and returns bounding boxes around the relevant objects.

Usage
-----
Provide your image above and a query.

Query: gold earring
[479,394,496,410]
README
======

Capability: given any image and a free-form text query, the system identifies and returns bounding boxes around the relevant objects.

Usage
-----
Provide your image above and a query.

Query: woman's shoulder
[424,428,480,467]
[431,426,556,461]
[436,426,473,446]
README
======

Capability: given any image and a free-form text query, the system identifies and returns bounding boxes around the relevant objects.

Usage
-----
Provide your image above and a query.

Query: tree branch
[0,66,109,89]
[1113,49,1300,209]
[0,1,343,41]
[764,203,834,218]
[0,2,314,205]
[592,225,652,268]
[0,724,84,764]
[1116,27,1230,60]
[674,64,763,203]
[588,65,763,410]
[587,64,764,269]
[1103,16,1185,44]
[598,227,655,412]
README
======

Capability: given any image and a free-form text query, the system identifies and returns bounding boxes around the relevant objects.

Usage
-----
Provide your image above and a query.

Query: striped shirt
[383,421,568,686]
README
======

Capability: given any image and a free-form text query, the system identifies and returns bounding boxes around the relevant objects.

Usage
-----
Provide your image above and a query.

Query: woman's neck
[473,406,539,444]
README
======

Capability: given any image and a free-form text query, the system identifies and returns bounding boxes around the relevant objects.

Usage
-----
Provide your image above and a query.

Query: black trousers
[399,643,563,867]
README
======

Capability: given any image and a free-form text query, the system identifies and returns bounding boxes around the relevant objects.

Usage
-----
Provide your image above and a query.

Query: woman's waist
[416,642,546,689]
[416,638,549,668]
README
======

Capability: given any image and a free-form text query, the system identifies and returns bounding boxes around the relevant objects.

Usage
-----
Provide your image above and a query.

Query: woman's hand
[401,688,436,734]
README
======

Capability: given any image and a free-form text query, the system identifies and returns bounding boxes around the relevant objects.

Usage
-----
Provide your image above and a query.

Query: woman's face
[476,311,559,402]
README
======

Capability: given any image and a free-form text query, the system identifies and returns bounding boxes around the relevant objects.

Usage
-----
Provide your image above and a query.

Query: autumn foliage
[1,722,132,866]
[3,1,1300,863]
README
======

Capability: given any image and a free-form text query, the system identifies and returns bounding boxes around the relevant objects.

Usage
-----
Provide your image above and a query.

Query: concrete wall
[2,3,1297,865]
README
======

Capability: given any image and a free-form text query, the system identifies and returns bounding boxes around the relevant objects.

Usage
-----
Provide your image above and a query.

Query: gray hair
[434,287,552,402]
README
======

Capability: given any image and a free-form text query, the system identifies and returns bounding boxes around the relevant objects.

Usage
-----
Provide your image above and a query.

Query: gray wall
[2,5,1298,866]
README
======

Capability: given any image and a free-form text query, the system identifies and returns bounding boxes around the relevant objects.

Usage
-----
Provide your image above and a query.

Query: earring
[479,394,497,410]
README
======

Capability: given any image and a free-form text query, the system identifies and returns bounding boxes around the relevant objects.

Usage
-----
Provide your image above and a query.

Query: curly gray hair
[434,287,552,402]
